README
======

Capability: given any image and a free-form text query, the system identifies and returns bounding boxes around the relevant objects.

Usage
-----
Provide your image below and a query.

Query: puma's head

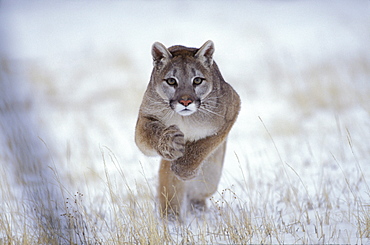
[150,40,216,116]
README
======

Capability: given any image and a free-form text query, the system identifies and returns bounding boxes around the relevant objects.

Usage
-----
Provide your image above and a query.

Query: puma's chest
[165,116,218,142]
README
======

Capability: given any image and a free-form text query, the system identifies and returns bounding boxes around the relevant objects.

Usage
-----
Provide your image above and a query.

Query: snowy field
[1,1,369,244]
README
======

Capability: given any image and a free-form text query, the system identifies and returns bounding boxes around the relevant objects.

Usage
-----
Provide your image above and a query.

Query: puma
[135,40,240,218]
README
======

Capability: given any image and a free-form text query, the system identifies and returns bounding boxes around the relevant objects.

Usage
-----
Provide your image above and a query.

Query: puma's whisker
[198,107,224,118]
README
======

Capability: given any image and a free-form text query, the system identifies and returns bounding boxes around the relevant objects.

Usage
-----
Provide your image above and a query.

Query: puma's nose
[179,97,193,107]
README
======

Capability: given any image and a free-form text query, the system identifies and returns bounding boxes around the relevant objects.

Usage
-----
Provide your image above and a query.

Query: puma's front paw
[158,125,185,161]
[170,162,198,181]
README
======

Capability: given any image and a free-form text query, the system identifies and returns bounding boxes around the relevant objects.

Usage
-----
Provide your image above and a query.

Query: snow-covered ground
[1,1,369,244]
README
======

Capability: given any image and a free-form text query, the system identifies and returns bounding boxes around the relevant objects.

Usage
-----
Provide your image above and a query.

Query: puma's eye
[193,77,204,85]
[166,78,177,86]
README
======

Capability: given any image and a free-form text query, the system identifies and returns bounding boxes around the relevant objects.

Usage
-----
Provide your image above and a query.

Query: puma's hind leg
[186,141,227,213]
[158,159,186,218]
[158,141,226,217]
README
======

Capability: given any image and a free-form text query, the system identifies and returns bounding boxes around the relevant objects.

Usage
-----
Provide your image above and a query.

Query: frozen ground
[0,1,369,244]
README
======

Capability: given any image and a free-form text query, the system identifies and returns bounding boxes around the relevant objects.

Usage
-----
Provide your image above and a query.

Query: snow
[1,0,369,243]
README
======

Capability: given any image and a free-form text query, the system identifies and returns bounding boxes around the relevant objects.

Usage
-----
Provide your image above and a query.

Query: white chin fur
[175,103,197,116]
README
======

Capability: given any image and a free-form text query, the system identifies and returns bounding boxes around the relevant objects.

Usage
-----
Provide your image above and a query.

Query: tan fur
[135,40,240,218]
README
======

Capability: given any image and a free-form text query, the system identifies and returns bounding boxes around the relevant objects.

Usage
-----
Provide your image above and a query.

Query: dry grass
[0,138,368,244]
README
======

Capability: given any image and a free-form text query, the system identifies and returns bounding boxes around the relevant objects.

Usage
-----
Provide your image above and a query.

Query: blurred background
[0,0,369,242]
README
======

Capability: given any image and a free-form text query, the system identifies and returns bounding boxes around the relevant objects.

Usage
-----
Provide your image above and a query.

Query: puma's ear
[195,40,214,67]
[152,42,172,68]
